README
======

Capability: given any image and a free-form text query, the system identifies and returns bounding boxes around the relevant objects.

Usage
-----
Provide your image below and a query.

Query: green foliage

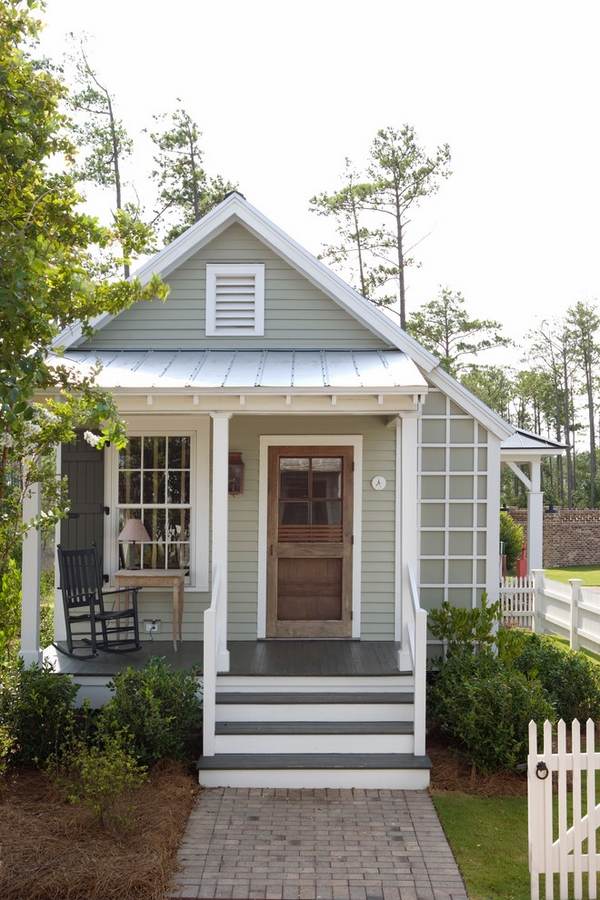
[149,106,237,244]
[0,722,15,779]
[0,0,168,585]
[40,568,54,647]
[428,593,499,655]
[310,124,451,323]
[99,658,202,765]
[407,288,509,375]
[0,557,21,660]
[63,734,147,828]
[0,661,78,766]
[500,511,524,571]
[429,649,554,773]
[506,632,600,722]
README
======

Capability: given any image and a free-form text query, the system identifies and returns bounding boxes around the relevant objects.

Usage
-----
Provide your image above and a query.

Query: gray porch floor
[42,640,404,678]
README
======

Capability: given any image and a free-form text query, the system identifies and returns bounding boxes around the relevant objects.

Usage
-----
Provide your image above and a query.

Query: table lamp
[118,518,151,567]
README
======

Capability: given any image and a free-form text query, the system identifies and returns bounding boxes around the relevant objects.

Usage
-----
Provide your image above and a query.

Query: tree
[0,0,167,583]
[309,160,378,300]
[565,301,600,506]
[149,106,237,244]
[461,365,514,420]
[309,125,451,320]
[407,288,510,375]
[527,322,578,506]
[365,126,451,325]
[69,38,153,277]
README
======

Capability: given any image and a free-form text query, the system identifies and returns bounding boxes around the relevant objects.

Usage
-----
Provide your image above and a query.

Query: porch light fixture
[228,452,244,495]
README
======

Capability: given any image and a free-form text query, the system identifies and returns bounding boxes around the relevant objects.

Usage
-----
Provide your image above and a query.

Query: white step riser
[214,732,414,754]
[198,768,430,790]
[217,676,414,692]
[216,703,414,722]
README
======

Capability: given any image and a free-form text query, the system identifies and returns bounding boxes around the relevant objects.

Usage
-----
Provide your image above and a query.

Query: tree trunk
[584,352,596,506]
[394,185,406,328]
[351,196,367,298]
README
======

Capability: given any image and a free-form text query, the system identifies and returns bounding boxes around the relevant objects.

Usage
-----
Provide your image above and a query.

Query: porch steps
[200,676,428,788]
[215,720,414,754]
[197,752,431,789]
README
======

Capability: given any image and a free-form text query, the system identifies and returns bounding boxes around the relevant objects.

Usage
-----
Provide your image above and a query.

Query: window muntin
[117,435,192,574]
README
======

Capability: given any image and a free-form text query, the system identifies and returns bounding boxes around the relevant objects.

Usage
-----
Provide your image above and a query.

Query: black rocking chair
[56,545,141,659]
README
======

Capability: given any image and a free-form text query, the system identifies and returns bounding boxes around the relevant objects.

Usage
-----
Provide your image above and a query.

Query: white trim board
[257,434,363,640]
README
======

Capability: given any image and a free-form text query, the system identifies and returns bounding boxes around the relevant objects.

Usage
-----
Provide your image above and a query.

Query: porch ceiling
[48,349,427,394]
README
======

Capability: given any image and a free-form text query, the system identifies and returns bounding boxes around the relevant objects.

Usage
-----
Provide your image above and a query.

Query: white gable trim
[52,192,515,439]
[52,194,437,371]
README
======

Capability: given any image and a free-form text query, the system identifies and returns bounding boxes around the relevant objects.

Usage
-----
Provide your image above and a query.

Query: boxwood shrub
[429,648,554,773]
[99,657,202,766]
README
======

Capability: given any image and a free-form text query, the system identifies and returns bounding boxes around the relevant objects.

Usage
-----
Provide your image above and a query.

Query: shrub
[507,632,600,722]
[99,657,202,766]
[429,649,554,773]
[0,558,21,661]
[428,592,499,656]
[0,661,79,766]
[500,510,524,571]
[0,722,15,779]
[63,735,147,828]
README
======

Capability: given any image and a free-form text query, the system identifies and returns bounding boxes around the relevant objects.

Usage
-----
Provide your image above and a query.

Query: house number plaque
[371,475,386,491]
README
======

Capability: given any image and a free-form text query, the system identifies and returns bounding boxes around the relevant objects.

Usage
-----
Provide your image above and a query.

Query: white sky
[40,0,600,361]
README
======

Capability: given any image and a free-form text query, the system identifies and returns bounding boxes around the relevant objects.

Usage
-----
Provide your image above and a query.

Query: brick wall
[508,507,600,567]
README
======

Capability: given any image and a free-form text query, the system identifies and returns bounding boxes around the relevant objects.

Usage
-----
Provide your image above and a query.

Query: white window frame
[104,416,210,592]
[205,263,265,337]
[257,434,363,640]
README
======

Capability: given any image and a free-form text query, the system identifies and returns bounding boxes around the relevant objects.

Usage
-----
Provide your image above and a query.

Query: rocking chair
[55,545,141,659]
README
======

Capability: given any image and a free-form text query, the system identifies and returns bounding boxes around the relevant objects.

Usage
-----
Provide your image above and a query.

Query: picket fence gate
[500,575,535,628]
[529,718,600,899]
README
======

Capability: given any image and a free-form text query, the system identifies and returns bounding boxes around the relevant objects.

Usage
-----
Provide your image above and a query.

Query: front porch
[42,638,404,679]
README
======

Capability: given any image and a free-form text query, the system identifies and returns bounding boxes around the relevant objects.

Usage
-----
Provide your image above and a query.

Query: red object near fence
[516,543,528,577]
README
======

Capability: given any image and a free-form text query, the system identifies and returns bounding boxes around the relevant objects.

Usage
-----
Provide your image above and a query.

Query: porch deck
[42,639,403,678]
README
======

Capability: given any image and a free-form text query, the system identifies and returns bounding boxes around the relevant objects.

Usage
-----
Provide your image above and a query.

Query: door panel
[267,445,353,638]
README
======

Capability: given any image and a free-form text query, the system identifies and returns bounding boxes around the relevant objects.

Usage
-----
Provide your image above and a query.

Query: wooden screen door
[267,445,353,638]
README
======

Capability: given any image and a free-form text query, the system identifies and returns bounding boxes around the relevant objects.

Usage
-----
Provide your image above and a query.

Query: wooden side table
[114,569,186,650]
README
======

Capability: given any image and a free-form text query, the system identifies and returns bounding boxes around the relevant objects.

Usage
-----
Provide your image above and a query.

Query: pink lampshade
[118,518,151,543]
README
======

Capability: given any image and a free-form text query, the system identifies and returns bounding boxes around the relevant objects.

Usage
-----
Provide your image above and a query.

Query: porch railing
[406,565,427,756]
[202,564,221,756]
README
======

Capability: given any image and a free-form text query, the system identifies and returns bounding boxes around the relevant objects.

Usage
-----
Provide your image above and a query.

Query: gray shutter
[60,432,107,578]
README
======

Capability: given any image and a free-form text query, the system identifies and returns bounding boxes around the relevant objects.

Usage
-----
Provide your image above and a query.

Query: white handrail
[202,565,220,756]
[407,564,427,757]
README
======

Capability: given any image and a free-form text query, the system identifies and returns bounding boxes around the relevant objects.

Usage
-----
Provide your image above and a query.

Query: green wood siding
[130,415,396,642]
[80,224,388,350]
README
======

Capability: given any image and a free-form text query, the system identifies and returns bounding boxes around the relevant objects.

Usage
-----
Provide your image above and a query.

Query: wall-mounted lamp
[228,452,244,495]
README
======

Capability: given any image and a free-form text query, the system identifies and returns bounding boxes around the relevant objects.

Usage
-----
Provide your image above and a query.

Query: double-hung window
[110,424,208,590]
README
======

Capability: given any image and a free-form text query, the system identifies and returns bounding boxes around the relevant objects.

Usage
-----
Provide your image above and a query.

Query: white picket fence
[499,572,600,656]
[529,718,600,899]
[500,575,535,627]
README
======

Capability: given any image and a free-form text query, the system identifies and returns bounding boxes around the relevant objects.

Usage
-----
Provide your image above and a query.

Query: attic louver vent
[206,264,265,336]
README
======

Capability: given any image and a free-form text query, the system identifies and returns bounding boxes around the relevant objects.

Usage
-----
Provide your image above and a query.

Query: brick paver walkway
[168,788,467,900]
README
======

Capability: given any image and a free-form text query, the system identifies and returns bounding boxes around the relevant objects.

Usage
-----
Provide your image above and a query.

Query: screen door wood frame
[266,444,354,638]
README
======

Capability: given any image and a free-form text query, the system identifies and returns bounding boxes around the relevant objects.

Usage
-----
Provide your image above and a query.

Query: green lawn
[433,792,529,900]
[545,565,600,586]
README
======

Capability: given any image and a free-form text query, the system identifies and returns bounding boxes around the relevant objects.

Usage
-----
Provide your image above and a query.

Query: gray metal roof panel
[50,349,427,392]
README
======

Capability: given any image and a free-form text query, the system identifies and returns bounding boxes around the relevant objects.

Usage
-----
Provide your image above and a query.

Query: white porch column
[211,412,231,672]
[20,482,42,666]
[527,458,544,572]
[397,412,419,661]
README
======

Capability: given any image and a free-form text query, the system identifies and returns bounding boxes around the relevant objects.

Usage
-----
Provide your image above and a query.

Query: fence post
[569,578,583,651]
[531,569,545,634]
